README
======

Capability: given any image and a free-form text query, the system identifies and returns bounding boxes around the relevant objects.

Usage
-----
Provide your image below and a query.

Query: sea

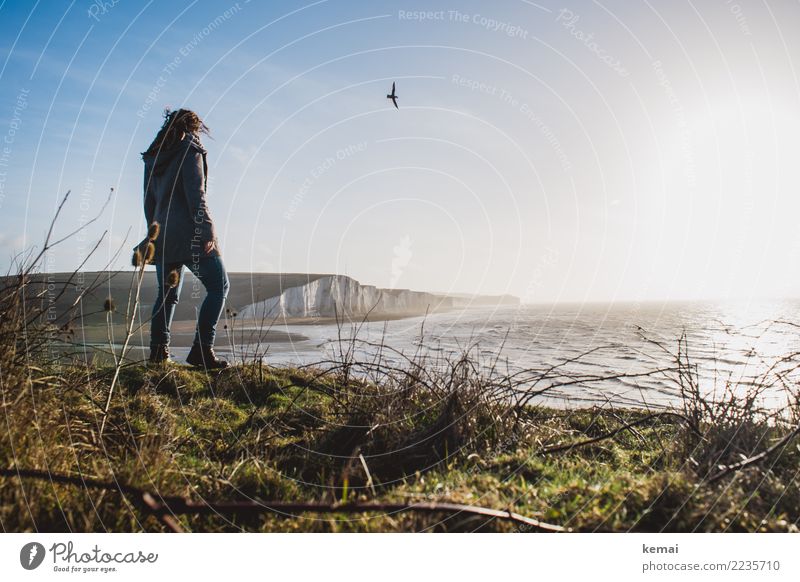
[221,299,800,410]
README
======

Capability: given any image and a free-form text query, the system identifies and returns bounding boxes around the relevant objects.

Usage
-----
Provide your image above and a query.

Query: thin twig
[707,422,800,483]
[0,468,565,532]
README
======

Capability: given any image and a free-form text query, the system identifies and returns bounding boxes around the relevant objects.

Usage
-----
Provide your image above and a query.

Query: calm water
[214,300,800,409]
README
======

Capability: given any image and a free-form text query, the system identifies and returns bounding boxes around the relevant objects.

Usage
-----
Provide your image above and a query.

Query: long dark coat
[142,134,219,265]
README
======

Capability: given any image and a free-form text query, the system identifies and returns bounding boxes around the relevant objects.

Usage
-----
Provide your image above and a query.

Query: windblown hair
[142,108,209,157]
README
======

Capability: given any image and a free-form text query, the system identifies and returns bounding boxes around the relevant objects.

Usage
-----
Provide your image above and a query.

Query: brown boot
[186,343,229,369]
[148,344,171,364]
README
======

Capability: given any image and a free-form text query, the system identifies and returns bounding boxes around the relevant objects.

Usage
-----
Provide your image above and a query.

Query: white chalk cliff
[237,275,452,319]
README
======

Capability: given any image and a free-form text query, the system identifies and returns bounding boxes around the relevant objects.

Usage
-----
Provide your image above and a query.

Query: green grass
[2,360,798,533]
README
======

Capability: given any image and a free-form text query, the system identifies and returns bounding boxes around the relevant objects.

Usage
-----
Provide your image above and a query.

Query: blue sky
[1,0,800,302]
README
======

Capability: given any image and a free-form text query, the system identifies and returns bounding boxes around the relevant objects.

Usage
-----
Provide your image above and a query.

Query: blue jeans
[150,255,230,348]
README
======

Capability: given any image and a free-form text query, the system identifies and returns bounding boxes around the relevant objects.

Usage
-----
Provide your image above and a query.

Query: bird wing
[391,82,396,96]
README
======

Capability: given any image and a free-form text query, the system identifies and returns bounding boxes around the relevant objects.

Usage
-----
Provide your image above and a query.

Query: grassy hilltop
[23,271,332,326]
[2,352,798,532]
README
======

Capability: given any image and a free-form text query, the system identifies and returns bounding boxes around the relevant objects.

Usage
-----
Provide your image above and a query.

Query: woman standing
[141,108,230,369]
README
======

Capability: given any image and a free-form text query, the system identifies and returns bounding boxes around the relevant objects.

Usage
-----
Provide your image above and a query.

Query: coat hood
[142,133,206,177]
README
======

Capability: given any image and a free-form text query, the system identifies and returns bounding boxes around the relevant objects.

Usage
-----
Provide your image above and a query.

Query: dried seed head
[103,297,116,312]
[167,269,180,288]
[131,248,142,267]
[147,221,160,241]
[145,242,155,263]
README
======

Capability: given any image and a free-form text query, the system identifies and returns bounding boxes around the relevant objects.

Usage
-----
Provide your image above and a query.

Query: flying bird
[386,82,399,109]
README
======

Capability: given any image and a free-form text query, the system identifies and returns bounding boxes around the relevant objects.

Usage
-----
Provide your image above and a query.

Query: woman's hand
[204,240,216,255]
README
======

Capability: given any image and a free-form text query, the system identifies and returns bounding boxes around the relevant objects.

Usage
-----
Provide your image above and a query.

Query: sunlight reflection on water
[222,300,800,409]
